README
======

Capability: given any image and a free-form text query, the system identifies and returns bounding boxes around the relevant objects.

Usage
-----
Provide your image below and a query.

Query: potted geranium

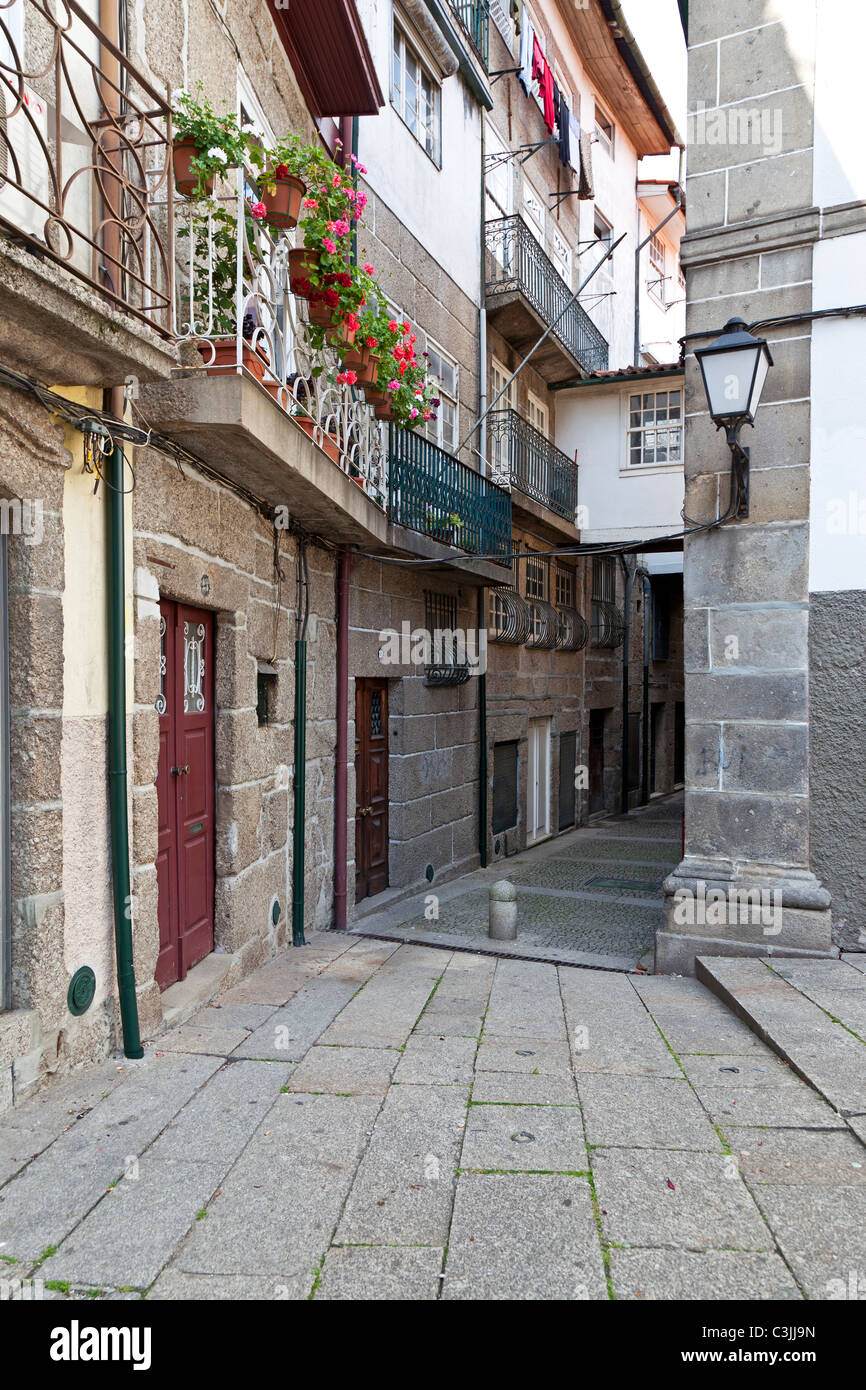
[172,85,249,199]
[362,311,437,429]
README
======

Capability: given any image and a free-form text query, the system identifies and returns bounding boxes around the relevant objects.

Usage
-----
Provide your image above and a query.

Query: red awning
[267,0,384,119]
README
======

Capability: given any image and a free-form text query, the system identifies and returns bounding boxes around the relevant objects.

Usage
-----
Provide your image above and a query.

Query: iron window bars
[591,555,625,648]
[423,590,471,686]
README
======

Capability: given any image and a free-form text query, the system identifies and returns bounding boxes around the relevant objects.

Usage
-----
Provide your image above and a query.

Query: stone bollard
[489,880,518,941]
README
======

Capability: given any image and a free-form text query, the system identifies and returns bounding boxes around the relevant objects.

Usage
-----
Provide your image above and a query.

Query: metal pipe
[106,387,143,1058]
[477,586,488,867]
[333,547,352,930]
[641,572,651,804]
[292,539,309,947]
[478,114,487,472]
[619,555,634,816]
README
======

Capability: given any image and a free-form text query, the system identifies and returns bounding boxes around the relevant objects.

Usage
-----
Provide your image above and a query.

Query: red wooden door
[155,601,215,989]
[355,679,389,902]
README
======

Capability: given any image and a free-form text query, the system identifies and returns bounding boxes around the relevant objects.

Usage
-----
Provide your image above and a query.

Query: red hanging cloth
[531,36,555,134]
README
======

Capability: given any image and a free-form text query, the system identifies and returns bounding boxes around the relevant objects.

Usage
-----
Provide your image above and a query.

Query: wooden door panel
[155,607,179,989]
[355,679,389,901]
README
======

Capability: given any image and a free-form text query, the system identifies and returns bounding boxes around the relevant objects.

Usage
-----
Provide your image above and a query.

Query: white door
[527,390,549,437]
[527,718,551,844]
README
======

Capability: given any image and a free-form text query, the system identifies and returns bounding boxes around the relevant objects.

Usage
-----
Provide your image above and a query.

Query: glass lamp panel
[700,345,760,419]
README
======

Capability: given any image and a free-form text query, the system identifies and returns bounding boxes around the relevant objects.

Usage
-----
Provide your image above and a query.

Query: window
[677,260,686,293]
[524,548,547,601]
[594,102,615,157]
[256,663,277,726]
[527,390,549,436]
[424,591,469,684]
[485,124,512,220]
[555,564,574,608]
[591,555,616,646]
[649,233,666,304]
[488,0,516,52]
[491,356,515,411]
[522,178,545,241]
[551,224,572,288]
[425,339,459,451]
[493,740,519,833]
[627,390,682,467]
[392,23,441,164]
[594,209,614,269]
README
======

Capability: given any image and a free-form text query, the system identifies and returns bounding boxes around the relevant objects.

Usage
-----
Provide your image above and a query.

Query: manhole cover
[584,876,661,892]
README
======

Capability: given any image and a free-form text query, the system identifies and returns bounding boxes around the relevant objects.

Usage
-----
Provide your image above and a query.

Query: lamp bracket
[720,419,752,518]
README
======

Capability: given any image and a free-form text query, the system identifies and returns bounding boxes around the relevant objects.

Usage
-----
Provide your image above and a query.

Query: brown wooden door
[355,678,389,902]
[156,600,215,989]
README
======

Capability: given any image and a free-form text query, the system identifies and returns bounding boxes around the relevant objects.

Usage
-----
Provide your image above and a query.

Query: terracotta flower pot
[263,174,306,229]
[374,400,394,421]
[326,319,357,349]
[294,414,341,465]
[307,297,335,327]
[263,379,288,409]
[342,347,379,386]
[199,340,267,383]
[173,137,213,198]
[288,247,320,297]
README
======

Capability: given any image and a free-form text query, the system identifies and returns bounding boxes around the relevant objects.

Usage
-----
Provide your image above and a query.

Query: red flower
[366,336,378,349]
[275,163,289,179]
[291,276,312,297]
[323,288,340,307]
[337,370,358,386]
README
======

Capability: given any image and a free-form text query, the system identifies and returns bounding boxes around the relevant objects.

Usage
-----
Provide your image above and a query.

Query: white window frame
[391,21,442,167]
[623,388,683,472]
[526,389,549,437]
[555,563,574,609]
[648,233,666,305]
[522,177,545,242]
[594,101,615,158]
[593,208,614,269]
[485,122,513,220]
[425,336,459,452]
[551,223,572,288]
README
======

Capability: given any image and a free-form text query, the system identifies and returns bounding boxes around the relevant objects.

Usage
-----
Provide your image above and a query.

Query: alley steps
[696,955,866,1128]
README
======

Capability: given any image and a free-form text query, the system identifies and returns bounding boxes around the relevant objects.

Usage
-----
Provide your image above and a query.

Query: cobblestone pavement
[353,794,684,970]
[2,928,864,1301]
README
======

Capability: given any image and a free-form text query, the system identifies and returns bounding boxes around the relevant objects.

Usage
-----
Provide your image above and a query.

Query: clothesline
[515,2,594,198]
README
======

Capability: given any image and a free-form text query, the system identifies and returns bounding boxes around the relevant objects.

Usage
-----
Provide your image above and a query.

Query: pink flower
[387,380,399,392]
[332,172,342,187]
[250,200,266,219]
[322,237,337,254]
[303,197,319,210]
[409,407,419,418]
[355,192,368,212]
[422,409,431,420]
[363,262,375,275]
[357,164,368,175]
[337,370,358,386]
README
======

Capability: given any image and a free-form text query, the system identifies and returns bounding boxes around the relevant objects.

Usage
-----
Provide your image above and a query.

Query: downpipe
[292,539,310,947]
[477,586,488,868]
[333,546,352,930]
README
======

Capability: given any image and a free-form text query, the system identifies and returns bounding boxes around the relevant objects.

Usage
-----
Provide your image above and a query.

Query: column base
[655,858,834,975]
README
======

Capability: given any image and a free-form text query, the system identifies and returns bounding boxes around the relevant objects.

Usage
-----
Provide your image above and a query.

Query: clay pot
[341,347,379,386]
[288,247,320,296]
[326,318,357,349]
[173,137,213,198]
[199,340,267,382]
[307,298,334,327]
[294,414,340,465]
[262,174,306,229]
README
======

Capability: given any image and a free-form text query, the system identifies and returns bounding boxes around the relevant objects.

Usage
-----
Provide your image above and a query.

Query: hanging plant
[172,84,250,198]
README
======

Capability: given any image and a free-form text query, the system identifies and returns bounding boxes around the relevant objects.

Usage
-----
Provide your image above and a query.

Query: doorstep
[155,952,238,1035]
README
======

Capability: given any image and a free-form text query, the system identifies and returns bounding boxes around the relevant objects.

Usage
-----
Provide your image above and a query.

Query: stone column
[656,0,832,972]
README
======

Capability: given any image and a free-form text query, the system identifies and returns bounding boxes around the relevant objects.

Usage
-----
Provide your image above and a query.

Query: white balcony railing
[173,166,388,509]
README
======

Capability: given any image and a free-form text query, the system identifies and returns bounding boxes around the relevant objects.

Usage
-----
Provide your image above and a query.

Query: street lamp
[695,318,773,518]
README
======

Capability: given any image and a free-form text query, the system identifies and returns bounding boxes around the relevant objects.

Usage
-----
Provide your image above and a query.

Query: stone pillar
[656,0,833,972]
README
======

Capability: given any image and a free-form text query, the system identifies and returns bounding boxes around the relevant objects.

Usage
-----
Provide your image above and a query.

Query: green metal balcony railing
[485,216,609,374]
[487,409,578,521]
[449,0,490,70]
[388,425,512,562]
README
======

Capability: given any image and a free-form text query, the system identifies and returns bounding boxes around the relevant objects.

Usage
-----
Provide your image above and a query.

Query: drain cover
[584,876,661,892]
[67,966,96,1016]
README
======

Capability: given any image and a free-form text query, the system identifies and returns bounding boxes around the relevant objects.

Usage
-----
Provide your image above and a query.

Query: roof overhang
[562,0,683,156]
[267,0,384,118]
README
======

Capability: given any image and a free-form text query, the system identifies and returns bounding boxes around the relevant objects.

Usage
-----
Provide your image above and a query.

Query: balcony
[0,0,174,338]
[487,408,578,523]
[388,425,511,565]
[449,0,490,71]
[485,217,609,382]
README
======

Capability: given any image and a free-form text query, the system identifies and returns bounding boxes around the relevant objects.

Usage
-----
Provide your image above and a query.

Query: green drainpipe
[107,440,143,1058]
[292,540,309,946]
[478,587,488,867]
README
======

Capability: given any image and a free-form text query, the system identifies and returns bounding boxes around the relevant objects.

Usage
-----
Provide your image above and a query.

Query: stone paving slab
[286,1045,399,1096]
[441,1174,606,1300]
[162,1093,380,1290]
[159,1023,251,1056]
[592,1148,772,1251]
[728,1127,866,1186]
[0,1054,221,1262]
[191,1003,276,1032]
[678,1052,802,1089]
[393,1036,477,1086]
[315,1245,444,1300]
[700,1083,844,1130]
[232,976,361,1061]
[475,1037,572,1076]
[317,949,447,1049]
[748,1185,866,1300]
[577,1075,723,1152]
[413,1007,486,1037]
[609,1248,802,1301]
[334,1084,468,1246]
[38,1156,226,1290]
[560,971,682,1077]
[148,1270,309,1300]
[0,1058,129,1188]
[460,1102,587,1172]
[841,953,866,975]
[469,1071,580,1106]
[149,1060,289,1162]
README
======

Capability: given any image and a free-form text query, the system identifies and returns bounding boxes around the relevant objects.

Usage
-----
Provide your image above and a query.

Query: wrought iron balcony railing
[174,166,387,506]
[388,425,511,562]
[0,0,174,333]
[487,408,578,521]
[449,0,490,71]
[485,216,609,375]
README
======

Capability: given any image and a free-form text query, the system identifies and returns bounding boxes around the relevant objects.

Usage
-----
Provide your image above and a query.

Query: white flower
[242,123,257,135]
[207,147,228,163]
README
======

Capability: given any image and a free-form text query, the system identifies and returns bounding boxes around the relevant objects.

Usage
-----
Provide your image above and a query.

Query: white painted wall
[809,230,866,594]
[556,380,685,542]
[355,0,482,302]
[812,0,866,211]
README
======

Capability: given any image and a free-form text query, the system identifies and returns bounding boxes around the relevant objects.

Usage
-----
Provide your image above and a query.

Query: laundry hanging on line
[531,34,556,133]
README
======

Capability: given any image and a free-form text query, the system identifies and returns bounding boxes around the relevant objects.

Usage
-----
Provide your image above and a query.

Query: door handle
[357,805,373,817]
[170,765,190,776]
